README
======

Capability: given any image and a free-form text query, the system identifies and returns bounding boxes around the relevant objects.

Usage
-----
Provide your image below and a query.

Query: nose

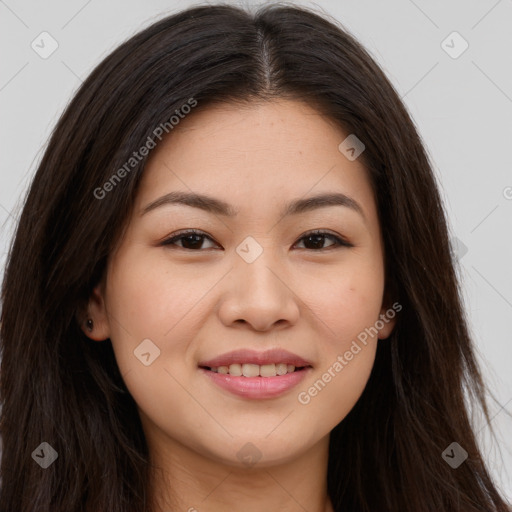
[217,247,300,332]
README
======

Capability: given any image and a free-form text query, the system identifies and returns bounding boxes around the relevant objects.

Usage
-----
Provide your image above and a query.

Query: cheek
[103,248,228,414]
[103,251,193,385]
[105,248,210,343]
[300,254,385,349]
[295,280,381,430]
[103,252,202,436]
[292,257,383,423]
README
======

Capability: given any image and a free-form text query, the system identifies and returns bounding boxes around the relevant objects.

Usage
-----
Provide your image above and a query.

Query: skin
[83,99,396,512]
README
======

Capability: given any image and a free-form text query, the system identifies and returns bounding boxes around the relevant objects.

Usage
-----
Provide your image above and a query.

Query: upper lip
[198,348,313,368]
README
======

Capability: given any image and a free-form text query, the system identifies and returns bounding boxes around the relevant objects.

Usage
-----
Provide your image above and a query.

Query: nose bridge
[233,235,286,300]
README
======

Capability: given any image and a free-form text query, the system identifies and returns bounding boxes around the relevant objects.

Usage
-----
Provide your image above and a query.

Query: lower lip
[200,367,312,399]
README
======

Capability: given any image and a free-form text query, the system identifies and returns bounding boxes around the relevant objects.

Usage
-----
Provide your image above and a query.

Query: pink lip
[198,348,312,368]
[200,367,312,399]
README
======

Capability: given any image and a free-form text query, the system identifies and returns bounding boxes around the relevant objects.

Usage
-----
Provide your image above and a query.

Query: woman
[0,3,509,511]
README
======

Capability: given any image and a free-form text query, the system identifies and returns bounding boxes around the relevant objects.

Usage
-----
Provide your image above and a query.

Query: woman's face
[86,99,395,468]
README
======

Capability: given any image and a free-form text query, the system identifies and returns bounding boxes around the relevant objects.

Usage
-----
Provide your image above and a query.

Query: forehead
[136,99,376,221]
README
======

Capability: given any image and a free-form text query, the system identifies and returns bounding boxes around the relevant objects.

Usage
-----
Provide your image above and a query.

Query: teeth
[242,364,260,377]
[229,363,242,376]
[208,362,301,376]
[276,363,288,375]
[260,363,276,377]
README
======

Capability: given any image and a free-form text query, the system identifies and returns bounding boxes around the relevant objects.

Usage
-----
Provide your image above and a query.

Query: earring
[86,318,94,332]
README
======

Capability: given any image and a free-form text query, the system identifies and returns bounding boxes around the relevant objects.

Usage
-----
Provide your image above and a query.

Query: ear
[377,288,399,340]
[78,281,111,342]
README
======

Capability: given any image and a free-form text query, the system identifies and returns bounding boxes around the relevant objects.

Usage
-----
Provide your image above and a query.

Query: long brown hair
[0,3,509,511]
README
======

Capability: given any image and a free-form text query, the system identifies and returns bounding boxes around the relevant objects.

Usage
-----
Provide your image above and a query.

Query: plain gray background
[1,0,511,500]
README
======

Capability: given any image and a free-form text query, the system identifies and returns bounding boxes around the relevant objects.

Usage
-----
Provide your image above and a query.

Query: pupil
[183,234,203,249]
[306,234,324,249]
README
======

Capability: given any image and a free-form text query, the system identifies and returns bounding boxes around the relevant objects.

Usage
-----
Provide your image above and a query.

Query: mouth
[198,348,313,399]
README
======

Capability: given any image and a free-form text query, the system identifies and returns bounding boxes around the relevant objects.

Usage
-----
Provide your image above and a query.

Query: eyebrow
[141,190,366,221]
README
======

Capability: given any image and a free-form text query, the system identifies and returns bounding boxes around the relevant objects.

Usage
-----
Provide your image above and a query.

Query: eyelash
[160,229,353,251]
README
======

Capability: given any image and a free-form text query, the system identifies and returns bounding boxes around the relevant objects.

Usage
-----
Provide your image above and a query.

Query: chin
[203,434,316,469]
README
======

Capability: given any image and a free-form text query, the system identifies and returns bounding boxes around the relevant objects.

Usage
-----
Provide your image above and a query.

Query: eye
[294,229,353,250]
[160,229,218,250]
[160,229,353,251]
